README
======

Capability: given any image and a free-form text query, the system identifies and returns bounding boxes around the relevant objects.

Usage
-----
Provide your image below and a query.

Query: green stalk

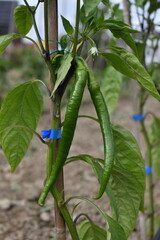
[51,188,80,240]
[24,0,45,54]
[23,36,41,54]
[25,0,55,84]
[73,0,81,57]
[32,13,45,54]
[139,97,154,240]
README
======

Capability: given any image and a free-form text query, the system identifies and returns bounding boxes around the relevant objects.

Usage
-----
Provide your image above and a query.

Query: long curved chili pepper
[38,59,87,206]
[87,68,114,200]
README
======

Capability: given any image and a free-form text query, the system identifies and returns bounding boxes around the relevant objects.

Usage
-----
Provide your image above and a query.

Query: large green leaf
[67,123,145,238]
[150,117,160,179]
[78,220,107,240]
[51,53,73,95]
[101,66,122,113]
[109,124,145,237]
[0,33,20,56]
[83,0,101,16]
[0,81,43,172]
[102,47,160,101]
[14,5,33,35]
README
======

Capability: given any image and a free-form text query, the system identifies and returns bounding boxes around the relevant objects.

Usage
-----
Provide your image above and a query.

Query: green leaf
[104,19,128,26]
[83,0,101,16]
[80,5,98,24]
[112,4,123,21]
[99,21,139,55]
[103,20,140,33]
[0,81,43,172]
[101,66,122,113]
[135,0,147,7]
[148,0,160,14]
[78,220,107,240]
[136,42,145,62]
[150,117,160,179]
[111,30,138,55]
[105,214,127,240]
[102,0,111,7]
[60,35,68,49]
[67,123,145,237]
[0,33,20,56]
[109,124,145,237]
[95,123,145,237]
[71,196,127,240]
[102,47,160,101]
[51,53,73,95]
[51,54,64,74]
[101,52,135,79]
[61,16,74,35]
[14,5,34,35]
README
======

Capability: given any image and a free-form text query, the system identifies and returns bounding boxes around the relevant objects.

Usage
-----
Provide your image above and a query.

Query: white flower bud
[89,47,98,56]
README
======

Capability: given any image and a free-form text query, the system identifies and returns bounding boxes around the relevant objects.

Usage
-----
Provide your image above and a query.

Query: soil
[0,92,160,240]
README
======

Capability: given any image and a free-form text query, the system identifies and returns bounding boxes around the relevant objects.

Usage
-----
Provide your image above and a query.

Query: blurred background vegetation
[0,47,48,104]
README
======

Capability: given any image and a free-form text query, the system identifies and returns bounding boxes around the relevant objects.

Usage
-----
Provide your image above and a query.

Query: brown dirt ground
[0,91,160,240]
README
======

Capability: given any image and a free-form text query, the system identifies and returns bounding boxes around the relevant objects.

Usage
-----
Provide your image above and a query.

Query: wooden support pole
[48,1,66,239]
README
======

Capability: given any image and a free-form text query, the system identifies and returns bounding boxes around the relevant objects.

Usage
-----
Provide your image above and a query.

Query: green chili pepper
[88,69,114,200]
[38,59,87,206]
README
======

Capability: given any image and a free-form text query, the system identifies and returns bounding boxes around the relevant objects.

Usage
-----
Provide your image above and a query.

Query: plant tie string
[132,114,144,121]
[49,49,81,59]
[145,166,152,175]
[44,39,81,59]
[41,129,62,139]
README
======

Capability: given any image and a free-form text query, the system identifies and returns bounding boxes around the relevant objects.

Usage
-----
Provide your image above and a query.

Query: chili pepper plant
[0,0,160,239]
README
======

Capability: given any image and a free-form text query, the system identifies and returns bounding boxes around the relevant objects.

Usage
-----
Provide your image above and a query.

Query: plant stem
[32,13,45,54]
[78,115,99,123]
[139,96,154,240]
[51,187,80,240]
[73,0,81,57]
[24,0,45,54]
[23,36,41,54]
